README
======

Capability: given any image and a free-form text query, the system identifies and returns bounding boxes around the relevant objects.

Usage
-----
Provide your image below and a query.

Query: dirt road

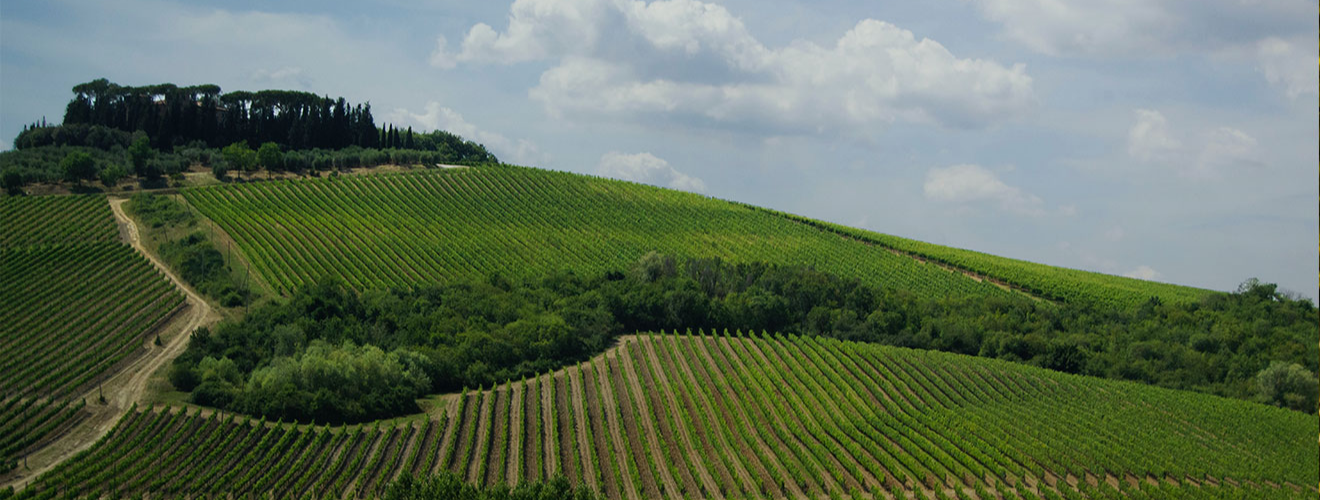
[0,198,221,490]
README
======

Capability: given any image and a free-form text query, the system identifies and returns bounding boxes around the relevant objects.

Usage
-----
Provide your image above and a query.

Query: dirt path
[0,198,220,491]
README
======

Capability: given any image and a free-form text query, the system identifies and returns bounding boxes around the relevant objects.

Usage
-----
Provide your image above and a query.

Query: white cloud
[1194,126,1261,179]
[438,0,1034,133]
[597,151,707,192]
[1102,226,1125,242]
[1254,37,1318,99]
[1123,265,1162,281]
[964,0,1313,56]
[963,0,1315,97]
[1126,109,1180,162]
[429,36,456,69]
[1127,109,1261,180]
[388,103,548,165]
[250,66,312,89]
[923,164,1055,216]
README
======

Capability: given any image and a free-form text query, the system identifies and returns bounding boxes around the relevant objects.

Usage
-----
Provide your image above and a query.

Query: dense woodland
[169,252,1318,423]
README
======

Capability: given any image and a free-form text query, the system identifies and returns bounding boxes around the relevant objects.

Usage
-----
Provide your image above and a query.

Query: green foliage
[237,341,430,424]
[128,193,253,306]
[127,134,156,179]
[127,192,193,228]
[1255,361,1318,412]
[210,161,229,181]
[59,151,96,184]
[2,169,25,195]
[174,254,1316,425]
[384,472,600,500]
[98,163,128,188]
[221,141,256,178]
[257,142,283,172]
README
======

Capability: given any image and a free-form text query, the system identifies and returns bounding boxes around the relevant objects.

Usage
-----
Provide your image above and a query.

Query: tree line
[169,252,1318,424]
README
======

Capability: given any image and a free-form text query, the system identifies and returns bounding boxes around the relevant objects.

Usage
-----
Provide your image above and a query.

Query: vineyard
[0,399,85,475]
[0,195,185,398]
[181,167,1012,300]
[14,333,1314,499]
[751,209,1212,309]
[0,195,118,247]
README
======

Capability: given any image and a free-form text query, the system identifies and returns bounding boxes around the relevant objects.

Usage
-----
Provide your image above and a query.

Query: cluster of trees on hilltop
[37,78,496,159]
[2,79,501,193]
[170,252,1318,423]
[57,79,376,150]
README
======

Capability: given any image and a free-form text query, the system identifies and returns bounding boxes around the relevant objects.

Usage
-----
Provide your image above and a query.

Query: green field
[183,167,1216,310]
[16,333,1314,500]
[758,211,1213,309]
[0,195,118,247]
[182,167,1016,299]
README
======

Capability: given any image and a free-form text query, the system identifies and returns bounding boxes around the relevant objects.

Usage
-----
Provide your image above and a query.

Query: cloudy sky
[3,0,1316,297]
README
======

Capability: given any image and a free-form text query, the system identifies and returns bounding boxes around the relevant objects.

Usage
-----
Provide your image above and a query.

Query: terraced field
[16,333,1314,499]
[182,167,1014,299]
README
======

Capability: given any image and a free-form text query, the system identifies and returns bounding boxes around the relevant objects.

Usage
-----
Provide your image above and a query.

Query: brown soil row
[507,382,525,486]
[624,338,703,498]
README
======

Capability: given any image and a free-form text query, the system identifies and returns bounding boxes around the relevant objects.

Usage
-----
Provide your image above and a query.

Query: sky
[2,0,1316,298]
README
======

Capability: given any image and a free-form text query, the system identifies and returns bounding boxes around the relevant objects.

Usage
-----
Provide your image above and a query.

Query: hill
[181,165,1212,308]
[13,333,1314,499]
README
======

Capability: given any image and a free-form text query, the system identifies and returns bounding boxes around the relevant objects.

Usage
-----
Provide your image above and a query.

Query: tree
[128,134,155,177]
[61,151,97,184]
[1255,361,1318,413]
[221,141,256,179]
[1,169,24,195]
[211,162,231,182]
[99,164,129,188]
[257,142,284,177]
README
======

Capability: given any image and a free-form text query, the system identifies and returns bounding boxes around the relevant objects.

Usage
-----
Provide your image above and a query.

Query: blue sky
[2,0,1316,297]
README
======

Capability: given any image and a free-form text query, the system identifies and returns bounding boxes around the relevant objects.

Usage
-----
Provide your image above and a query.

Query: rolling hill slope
[16,333,1314,500]
[181,166,1211,306]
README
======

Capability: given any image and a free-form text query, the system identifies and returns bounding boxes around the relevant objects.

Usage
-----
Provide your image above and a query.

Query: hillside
[181,165,1212,307]
[0,196,185,397]
[14,333,1314,499]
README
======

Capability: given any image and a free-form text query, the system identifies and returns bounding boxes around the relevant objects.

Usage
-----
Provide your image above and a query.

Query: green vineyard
[182,167,1011,300]
[16,334,1314,499]
[0,243,185,397]
[0,398,85,475]
[744,208,1213,309]
[0,196,118,248]
[0,194,185,397]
